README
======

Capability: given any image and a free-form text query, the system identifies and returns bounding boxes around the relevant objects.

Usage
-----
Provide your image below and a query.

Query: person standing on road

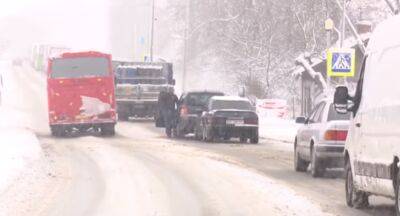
[157,88,178,137]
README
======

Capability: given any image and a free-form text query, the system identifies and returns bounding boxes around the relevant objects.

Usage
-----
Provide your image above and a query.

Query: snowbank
[0,61,42,193]
[259,117,300,143]
[0,128,41,193]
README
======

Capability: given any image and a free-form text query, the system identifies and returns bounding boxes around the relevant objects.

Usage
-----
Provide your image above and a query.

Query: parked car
[334,15,400,211]
[175,91,224,137]
[294,100,351,177]
[198,96,258,143]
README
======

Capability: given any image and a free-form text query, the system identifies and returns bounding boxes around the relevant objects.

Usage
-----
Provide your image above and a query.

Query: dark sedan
[198,96,259,143]
[175,91,224,138]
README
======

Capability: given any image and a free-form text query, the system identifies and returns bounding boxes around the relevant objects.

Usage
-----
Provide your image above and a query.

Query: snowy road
[0,65,396,215]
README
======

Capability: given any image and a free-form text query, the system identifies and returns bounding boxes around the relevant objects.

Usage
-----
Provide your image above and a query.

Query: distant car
[294,100,351,177]
[175,91,224,138]
[198,96,259,143]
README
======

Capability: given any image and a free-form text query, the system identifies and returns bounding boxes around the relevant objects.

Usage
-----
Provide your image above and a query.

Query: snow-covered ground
[259,116,300,143]
[0,61,42,193]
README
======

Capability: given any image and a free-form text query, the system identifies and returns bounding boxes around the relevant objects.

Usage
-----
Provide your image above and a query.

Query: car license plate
[226,119,243,125]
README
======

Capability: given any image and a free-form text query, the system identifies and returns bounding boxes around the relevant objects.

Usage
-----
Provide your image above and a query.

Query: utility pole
[325,0,332,90]
[340,0,346,48]
[182,0,190,92]
[150,0,155,62]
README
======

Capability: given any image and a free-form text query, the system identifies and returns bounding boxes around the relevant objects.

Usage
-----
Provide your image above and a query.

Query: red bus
[47,51,116,136]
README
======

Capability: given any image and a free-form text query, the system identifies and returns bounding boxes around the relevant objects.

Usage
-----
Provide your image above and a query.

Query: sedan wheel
[310,146,324,178]
[294,142,308,172]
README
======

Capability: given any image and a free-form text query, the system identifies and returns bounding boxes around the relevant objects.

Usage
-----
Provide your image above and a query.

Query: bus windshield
[51,57,110,78]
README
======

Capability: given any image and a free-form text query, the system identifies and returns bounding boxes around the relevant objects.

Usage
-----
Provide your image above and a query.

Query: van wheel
[345,159,369,208]
[294,142,308,172]
[239,136,247,143]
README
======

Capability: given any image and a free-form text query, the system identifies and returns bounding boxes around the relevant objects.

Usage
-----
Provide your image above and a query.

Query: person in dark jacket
[157,89,178,137]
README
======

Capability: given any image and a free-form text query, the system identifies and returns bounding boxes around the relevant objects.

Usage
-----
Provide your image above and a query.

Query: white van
[334,15,400,214]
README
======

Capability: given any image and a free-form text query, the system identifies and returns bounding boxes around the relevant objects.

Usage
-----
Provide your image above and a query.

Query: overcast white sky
[0,0,168,58]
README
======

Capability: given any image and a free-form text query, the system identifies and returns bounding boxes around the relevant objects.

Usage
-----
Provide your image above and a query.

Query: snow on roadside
[0,128,41,193]
[259,116,300,143]
[0,61,42,193]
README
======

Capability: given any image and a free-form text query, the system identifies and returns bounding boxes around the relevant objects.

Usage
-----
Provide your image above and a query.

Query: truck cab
[47,51,116,136]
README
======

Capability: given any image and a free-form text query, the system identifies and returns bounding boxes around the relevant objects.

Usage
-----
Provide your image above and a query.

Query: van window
[351,57,367,116]
[361,45,400,110]
[51,57,110,78]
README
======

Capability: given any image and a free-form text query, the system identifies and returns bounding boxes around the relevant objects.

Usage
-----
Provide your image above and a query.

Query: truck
[47,51,117,136]
[32,44,70,72]
[113,61,175,120]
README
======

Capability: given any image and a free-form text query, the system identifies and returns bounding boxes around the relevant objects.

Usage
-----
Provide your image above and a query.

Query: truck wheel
[345,159,369,208]
[294,142,308,172]
[311,146,324,177]
[250,136,259,144]
[101,125,115,136]
[239,136,247,143]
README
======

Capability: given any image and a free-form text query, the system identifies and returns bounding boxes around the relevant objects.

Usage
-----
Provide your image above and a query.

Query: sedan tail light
[324,130,348,141]
[180,105,188,116]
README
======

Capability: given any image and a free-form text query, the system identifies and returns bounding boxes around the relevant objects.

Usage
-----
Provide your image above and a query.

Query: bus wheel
[101,124,115,136]
[51,126,66,137]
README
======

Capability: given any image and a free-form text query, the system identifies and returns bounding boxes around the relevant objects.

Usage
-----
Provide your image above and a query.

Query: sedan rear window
[210,100,253,111]
[186,93,223,106]
[328,104,351,121]
[51,57,110,78]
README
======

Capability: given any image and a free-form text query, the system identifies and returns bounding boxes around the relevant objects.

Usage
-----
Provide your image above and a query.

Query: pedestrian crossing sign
[327,48,356,77]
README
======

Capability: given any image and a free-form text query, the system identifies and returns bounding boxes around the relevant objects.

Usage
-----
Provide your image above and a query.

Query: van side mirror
[334,86,350,114]
[295,116,306,124]
[171,79,176,86]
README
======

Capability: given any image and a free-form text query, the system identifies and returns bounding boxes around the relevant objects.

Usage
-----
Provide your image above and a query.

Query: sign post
[327,48,356,78]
